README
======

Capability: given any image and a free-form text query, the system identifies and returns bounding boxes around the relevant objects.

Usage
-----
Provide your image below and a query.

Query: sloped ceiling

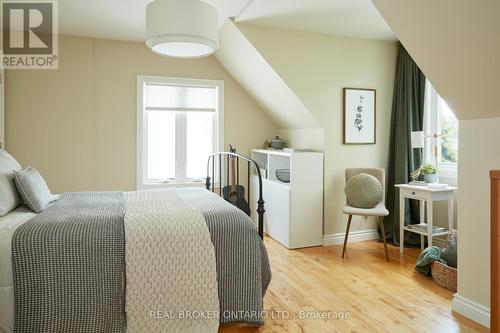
[215,20,320,129]
[371,0,500,120]
[237,0,395,41]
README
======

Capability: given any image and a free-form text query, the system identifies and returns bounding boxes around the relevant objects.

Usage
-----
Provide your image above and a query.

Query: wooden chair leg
[378,216,390,262]
[342,215,353,259]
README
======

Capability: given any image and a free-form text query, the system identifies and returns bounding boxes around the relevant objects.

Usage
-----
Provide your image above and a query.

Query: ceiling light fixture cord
[233,0,255,21]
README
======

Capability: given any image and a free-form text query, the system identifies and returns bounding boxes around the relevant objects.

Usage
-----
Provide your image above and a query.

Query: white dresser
[250,149,323,249]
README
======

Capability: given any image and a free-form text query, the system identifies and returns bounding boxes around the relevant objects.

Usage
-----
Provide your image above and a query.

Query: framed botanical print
[343,88,376,144]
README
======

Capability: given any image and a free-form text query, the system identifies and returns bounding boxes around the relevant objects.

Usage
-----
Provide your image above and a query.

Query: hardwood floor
[220,237,489,333]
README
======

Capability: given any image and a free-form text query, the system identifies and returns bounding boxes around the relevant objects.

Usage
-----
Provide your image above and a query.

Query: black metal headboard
[205,151,265,239]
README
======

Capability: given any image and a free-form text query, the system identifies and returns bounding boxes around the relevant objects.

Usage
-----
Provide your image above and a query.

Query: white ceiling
[236,0,396,40]
[59,0,248,42]
[59,0,395,42]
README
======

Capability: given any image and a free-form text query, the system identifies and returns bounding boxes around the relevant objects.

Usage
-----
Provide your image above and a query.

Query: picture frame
[343,88,376,145]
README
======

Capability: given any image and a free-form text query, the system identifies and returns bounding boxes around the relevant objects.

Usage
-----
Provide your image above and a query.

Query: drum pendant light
[146,0,219,58]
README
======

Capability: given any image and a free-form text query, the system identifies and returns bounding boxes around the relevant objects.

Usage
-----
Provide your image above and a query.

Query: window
[424,81,459,178]
[137,76,223,188]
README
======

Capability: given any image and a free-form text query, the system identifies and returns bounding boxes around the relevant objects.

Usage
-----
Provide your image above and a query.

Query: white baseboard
[451,293,490,328]
[323,229,379,246]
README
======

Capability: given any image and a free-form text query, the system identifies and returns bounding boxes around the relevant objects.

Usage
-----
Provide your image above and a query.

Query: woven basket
[431,230,458,292]
[431,261,457,292]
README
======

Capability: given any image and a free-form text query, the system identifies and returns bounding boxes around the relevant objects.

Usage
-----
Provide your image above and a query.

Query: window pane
[186,112,214,179]
[439,98,458,163]
[145,84,216,109]
[146,111,175,180]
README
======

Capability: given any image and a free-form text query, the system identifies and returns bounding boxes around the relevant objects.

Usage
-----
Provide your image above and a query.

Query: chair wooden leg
[342,215,353,259]
[378,216,390,262]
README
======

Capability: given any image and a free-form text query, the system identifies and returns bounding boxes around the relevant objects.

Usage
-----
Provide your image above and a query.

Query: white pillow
[14,166,54,213]
[0,150,23,216]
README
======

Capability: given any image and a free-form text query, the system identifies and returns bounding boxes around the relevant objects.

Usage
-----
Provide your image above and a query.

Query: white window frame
[136,75,224,189]
[423,81,458,179]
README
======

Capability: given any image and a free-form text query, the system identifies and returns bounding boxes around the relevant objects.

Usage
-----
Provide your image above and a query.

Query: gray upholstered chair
[342,168,390,262]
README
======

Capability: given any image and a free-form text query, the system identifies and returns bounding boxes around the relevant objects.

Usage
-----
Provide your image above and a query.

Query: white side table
[395,184,457,253]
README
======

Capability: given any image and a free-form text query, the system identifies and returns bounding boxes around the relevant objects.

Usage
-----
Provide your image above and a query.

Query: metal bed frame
[205,151,265,239]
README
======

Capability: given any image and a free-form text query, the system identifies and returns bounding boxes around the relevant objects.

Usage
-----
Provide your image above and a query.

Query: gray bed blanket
[10,188,271,331]
[178,188,272,326]
[11,192,126,333]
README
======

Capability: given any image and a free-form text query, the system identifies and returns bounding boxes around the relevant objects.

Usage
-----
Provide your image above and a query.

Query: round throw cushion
[344,173,383,209]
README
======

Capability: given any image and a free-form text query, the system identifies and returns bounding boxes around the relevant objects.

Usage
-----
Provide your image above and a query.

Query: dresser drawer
[400,188,427,201]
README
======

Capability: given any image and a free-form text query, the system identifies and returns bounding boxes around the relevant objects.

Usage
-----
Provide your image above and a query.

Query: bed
[0,151,271,333]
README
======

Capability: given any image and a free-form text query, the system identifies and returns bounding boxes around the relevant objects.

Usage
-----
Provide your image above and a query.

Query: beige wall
[457,117,500,307]
[370,0,500,319]
[277,128,324,152]
[238,23,397,235]
[5,35,277,193]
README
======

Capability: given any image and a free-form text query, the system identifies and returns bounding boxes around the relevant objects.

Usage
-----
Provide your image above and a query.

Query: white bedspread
[0,206,36,333]
[124,189,219,333]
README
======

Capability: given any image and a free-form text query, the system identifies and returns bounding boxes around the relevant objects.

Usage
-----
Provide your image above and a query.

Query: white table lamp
[411,131,425,149]
[410,130,440,183]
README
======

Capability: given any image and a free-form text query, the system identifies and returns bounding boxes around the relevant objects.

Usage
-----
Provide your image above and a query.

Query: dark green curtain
[384,43,426,246]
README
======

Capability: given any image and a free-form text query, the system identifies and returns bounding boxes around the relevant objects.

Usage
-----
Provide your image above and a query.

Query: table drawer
[401,188,427,200]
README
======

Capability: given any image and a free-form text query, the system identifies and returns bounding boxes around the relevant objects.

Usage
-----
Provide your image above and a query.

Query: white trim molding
[323,229,379,246]
[136,75,224,190]
[451,293,490,328]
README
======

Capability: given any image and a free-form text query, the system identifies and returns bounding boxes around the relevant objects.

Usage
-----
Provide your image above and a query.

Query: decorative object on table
[343,88,376,145]
[275,169,290,183]
[421,163,438,183]
[342,168,389,262]
[344,173,383,209]
[221,145,251,216]
[262,140,270,149]
[269,136,286,150]
[411,130,441,182]
[409,166,423,184]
